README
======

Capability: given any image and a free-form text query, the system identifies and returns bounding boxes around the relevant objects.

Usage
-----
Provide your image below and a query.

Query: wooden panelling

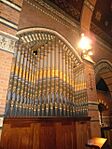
[76,121,90,149]
[1,124,32,149]
[40,123,56,149]
[56,122,76,149]
[0,117,90,149]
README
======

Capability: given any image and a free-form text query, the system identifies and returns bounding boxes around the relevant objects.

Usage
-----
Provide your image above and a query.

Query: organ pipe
[6,32,88,117]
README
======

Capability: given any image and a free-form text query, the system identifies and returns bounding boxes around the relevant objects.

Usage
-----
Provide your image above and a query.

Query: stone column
[84,60,101,137]
[0,0,23,141]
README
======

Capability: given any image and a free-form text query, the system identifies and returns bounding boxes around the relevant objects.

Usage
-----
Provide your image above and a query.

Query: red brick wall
[0,0,23,35]
[0,50,13,115]
[93,44,112,63]
[10,0,23,6]
[1,3,20,24]
[0,24,17,36]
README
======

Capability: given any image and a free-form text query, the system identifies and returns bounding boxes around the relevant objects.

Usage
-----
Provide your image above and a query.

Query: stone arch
[95,59,112,97]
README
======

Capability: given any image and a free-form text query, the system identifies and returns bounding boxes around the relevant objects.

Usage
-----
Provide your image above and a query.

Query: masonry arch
[6,27,88,117]
[95,59,112,97]
[95,59,112,126]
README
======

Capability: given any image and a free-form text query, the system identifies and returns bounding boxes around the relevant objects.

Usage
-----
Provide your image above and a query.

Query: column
[84,60,101,137]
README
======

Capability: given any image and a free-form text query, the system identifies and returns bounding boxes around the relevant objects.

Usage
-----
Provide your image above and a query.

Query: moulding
[0,31,18,53]
[25,0,80,31]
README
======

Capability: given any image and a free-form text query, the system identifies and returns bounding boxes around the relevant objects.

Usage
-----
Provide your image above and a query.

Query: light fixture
[88,50,93,56]
[78,33,93,60]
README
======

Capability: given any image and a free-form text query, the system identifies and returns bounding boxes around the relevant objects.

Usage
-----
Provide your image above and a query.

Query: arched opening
[96,78,110,92]
[95,59,112,98]
[5,28,88,117]
[95,60,112,127]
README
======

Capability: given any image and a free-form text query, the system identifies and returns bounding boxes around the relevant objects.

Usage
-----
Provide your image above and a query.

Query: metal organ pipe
[6,32,88,117]
[45,41,49,116]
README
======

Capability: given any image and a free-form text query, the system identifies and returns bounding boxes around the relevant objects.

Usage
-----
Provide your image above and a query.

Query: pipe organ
[5,32,88,117]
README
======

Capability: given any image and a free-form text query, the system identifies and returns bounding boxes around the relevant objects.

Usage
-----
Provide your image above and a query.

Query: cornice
[25,0,80,31]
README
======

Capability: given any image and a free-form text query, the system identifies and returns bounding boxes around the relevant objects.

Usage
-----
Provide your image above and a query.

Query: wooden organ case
[0,31,91,149]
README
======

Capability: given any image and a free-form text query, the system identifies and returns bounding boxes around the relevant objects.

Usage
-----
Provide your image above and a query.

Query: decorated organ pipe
[45,42,49,115]
[22,47,27,115]
[47,40,51,115]
[17,46,25,116]
[34,54,38,115]
[26,48,31,115]
[67,49,70,116]
[70,53,73,116]
[53,39,55,114]
[12,43,23,116]
[37,47,41,115]
[40,45,44,115]
[57,39,60,115]
[60,41,63,116]
[63,46,66,116]
[6,32,88,117]
[65,47,68,115]
[26,47,31,116]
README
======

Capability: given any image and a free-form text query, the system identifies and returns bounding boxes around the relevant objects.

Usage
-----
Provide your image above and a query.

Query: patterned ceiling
[91,0,112,45]
[46,0,112,46]
[47,0,84,22]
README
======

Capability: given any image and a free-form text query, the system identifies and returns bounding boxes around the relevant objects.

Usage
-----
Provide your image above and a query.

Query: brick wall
[10,0,23,6]
[0,50,13,115]
[93,43,112,63]
[84,61,101,137]
[1,3,20,24]
[0,0,23,35]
